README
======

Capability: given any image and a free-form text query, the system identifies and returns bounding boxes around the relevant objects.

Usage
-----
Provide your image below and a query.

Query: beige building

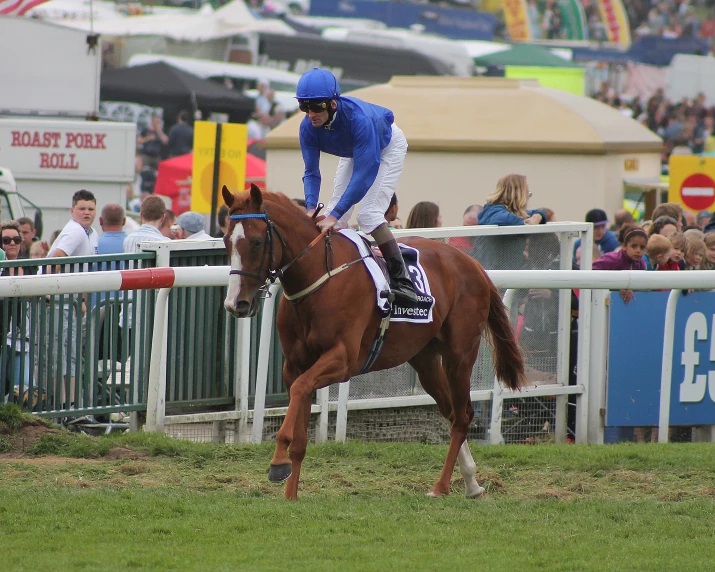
[263,76,663,226]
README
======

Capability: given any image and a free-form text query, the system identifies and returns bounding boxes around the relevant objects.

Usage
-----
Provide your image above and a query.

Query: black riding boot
[384,252,419,304]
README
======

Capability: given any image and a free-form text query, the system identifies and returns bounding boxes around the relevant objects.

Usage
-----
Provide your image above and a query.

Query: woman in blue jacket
[296,68,417,304]
[472,174,547,271]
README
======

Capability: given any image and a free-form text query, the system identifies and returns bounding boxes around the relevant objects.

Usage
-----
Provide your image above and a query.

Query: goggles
[2,236,22,245]
[298,100,330,113]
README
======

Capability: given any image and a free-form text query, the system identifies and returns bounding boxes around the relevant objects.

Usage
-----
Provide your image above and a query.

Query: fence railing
[10,223,711,445]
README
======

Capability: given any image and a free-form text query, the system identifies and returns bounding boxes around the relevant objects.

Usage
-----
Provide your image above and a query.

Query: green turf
[1,428,714,571]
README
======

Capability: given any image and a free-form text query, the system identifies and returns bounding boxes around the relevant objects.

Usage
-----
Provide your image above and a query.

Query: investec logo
[680,312,715,402]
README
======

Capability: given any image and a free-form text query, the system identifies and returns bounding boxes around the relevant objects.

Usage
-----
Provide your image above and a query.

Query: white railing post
[335,380,350,442]
[316,387,329,443]
[251,283,281,444]
[489,289,516,445]
[586,289,607,444]
[145,287,171,433]
[659,289,681,443]
[235,317,252,443]
[554,230,575,443]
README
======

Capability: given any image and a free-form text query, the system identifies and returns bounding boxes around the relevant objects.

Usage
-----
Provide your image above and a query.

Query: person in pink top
[592,225,647,304]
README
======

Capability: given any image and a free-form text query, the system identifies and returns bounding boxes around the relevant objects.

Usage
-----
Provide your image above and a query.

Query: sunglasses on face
[298,100,330,113]
[2,236,22,245]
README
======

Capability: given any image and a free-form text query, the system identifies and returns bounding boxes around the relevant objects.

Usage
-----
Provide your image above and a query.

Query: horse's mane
[262,190,308,217]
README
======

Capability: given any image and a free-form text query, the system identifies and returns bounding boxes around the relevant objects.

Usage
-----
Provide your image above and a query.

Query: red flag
[0,0,50,15]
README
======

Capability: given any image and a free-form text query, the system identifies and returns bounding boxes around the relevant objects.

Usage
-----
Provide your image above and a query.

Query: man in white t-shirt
[45,190,99,421]
[48,189,99,258]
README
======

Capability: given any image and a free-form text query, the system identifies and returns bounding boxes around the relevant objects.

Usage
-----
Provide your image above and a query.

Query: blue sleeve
[300,123,321,211]
[331,119,381,218]
[527,209,547,223]
[492,210,525,226]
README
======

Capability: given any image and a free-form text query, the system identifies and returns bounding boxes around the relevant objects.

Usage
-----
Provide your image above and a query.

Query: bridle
[228,207,329,300]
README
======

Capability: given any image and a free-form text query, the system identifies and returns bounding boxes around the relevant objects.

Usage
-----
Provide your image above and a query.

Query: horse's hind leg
[441,343,485,498]
[409,345,465,498]
[458,441,485,498]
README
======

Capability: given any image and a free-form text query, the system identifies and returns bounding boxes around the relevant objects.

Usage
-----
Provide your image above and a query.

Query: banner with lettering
[607,292,715,426]
[0,118,135,182]
[597,0,631,48]
[502,0,587,41]
[191,121,247,214]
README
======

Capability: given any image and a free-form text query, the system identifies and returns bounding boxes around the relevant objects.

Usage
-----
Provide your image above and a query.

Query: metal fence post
[658,289,681,443]
[586,289,608,444]
[252,283,280,444]
[335,380,350,442]
[316,387,329,443]
[145,287,171,433]
[489,289,515,445]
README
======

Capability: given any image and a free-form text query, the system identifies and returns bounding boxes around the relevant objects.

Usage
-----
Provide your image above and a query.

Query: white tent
[36,0,294,41]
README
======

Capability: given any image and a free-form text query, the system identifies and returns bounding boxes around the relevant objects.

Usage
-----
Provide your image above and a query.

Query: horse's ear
[222,185,233,207]
[249,183,263,208]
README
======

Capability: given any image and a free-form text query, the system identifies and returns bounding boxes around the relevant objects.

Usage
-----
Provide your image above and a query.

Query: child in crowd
[684,236,706,270]
[700,233,715,270]
[29,241,48,259]
[592,224,647,303]
[668,233,687,270]
[644,234,672,270]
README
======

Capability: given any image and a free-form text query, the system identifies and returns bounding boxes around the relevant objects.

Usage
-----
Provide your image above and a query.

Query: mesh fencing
[160,224,588,446]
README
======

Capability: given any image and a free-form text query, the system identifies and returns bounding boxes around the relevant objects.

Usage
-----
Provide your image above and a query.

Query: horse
[222,184,525,500]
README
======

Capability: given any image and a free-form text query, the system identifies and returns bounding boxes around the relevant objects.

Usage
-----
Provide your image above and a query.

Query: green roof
[473,44,581,68]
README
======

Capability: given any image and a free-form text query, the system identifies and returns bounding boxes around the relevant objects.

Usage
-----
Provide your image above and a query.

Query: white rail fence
[4,232,715,443]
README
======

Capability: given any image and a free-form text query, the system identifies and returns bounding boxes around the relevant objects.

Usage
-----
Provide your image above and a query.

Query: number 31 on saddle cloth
[339,229,435,324]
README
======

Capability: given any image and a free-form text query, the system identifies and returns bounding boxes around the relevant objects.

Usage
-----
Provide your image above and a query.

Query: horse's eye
[250,239,263,251]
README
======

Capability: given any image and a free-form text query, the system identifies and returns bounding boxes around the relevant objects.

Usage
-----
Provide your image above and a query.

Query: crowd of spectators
[592,84,715,165]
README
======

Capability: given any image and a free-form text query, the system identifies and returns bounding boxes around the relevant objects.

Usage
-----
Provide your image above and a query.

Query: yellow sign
[668,155,715,214]
[191,121,248,213]
[624,158,639,171]
[502,0,531,41]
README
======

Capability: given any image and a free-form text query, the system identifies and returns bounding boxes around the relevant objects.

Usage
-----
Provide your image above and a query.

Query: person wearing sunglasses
[296,67,417,304]
[1,221,24,273]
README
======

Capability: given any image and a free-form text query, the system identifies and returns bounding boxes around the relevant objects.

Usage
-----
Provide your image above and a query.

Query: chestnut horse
[222,184,525,500]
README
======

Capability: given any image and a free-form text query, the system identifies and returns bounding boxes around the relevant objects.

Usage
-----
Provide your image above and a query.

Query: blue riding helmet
[295,68,341,100]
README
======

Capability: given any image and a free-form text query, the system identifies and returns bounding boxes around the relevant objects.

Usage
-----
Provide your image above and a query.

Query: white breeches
[327,123,407,234]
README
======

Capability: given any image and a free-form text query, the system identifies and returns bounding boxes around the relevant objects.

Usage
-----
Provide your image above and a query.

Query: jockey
[296,67,418,304]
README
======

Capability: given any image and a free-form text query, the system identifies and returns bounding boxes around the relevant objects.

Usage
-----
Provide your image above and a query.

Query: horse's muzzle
[226,294,260,319]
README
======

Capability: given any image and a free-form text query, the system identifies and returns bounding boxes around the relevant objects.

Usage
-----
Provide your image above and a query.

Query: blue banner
[607,291,715,426]
[309,0,495,41]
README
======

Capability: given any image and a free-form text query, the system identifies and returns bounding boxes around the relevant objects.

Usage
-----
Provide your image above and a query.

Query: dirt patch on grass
[104,447,150,461]
[0,420,63,456]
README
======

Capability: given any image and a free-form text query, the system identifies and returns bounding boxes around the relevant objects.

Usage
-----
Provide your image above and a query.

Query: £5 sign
[680,312,715,403]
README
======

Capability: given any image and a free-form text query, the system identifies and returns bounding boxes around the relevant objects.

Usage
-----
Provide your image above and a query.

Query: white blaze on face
[224,222,245,313]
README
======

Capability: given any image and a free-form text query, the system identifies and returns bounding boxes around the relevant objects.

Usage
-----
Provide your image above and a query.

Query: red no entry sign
[680,173,715,211]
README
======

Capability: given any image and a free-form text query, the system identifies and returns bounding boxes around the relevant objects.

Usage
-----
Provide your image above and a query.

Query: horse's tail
[486,281,525,391]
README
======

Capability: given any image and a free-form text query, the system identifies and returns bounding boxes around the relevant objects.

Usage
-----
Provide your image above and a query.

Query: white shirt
[185,230,213,241]
[123,224,170,253]
[48,219,98,257]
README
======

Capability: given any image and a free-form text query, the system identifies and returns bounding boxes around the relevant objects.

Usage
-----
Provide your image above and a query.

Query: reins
[229,206,367,303]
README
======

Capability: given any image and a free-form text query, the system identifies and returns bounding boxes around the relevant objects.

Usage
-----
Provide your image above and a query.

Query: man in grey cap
[175,211,212,240]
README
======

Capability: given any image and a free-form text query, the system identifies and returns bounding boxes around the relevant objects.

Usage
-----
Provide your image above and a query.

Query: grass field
[1,414,715,571]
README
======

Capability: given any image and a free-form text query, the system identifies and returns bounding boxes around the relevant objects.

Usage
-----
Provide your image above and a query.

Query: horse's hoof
[268,463,292,483]
[426,490,447,498]
[465,486,485,499]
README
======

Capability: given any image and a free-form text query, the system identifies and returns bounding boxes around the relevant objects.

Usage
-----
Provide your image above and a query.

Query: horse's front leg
[268,344,349,500]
